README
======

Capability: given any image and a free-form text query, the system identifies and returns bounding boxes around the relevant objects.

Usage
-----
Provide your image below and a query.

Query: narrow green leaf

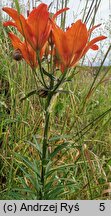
[49,142,69,159]
[20,89,38,101]
[14,153,40,178]
[26,139,42,158]
[49,134,72,142]
[42,67,56,81]
[46,186,64,199]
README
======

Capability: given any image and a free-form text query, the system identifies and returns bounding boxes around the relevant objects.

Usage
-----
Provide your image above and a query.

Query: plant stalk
[40,93,52,199]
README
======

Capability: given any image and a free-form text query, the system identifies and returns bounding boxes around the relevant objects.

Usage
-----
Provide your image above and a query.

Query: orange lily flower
[52,20,107,72]
[3,3,51,51]
[8,32,38,68]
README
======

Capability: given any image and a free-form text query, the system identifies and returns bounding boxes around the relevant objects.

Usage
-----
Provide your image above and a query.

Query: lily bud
[13,49,23,61]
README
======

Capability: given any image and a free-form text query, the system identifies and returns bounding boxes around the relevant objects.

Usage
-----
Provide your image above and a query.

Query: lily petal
[52,7,69,20]
[27,4,51,49]
[3,21,17,27]
[3,7,34,48]
[66,20,88,54]
[8,32,37,68]
[82,35,107,57]
[90,44,99,50]
[88,24,101,36]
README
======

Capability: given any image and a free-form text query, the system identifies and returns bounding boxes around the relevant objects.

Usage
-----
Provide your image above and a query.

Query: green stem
[40,93,52,199]
[37,51,48,89]
[32,68,44,111]
[50,43,54,90]
[40,70,68,198]
[53,69,68,93]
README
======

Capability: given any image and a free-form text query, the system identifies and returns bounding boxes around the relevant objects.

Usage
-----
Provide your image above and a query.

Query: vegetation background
[0,0,111,200]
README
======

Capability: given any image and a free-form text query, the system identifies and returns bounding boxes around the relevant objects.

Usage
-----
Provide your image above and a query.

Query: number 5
[99,203,105,211]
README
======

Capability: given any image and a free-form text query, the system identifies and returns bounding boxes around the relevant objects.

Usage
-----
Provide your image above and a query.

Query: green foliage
[1,0,111,200]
